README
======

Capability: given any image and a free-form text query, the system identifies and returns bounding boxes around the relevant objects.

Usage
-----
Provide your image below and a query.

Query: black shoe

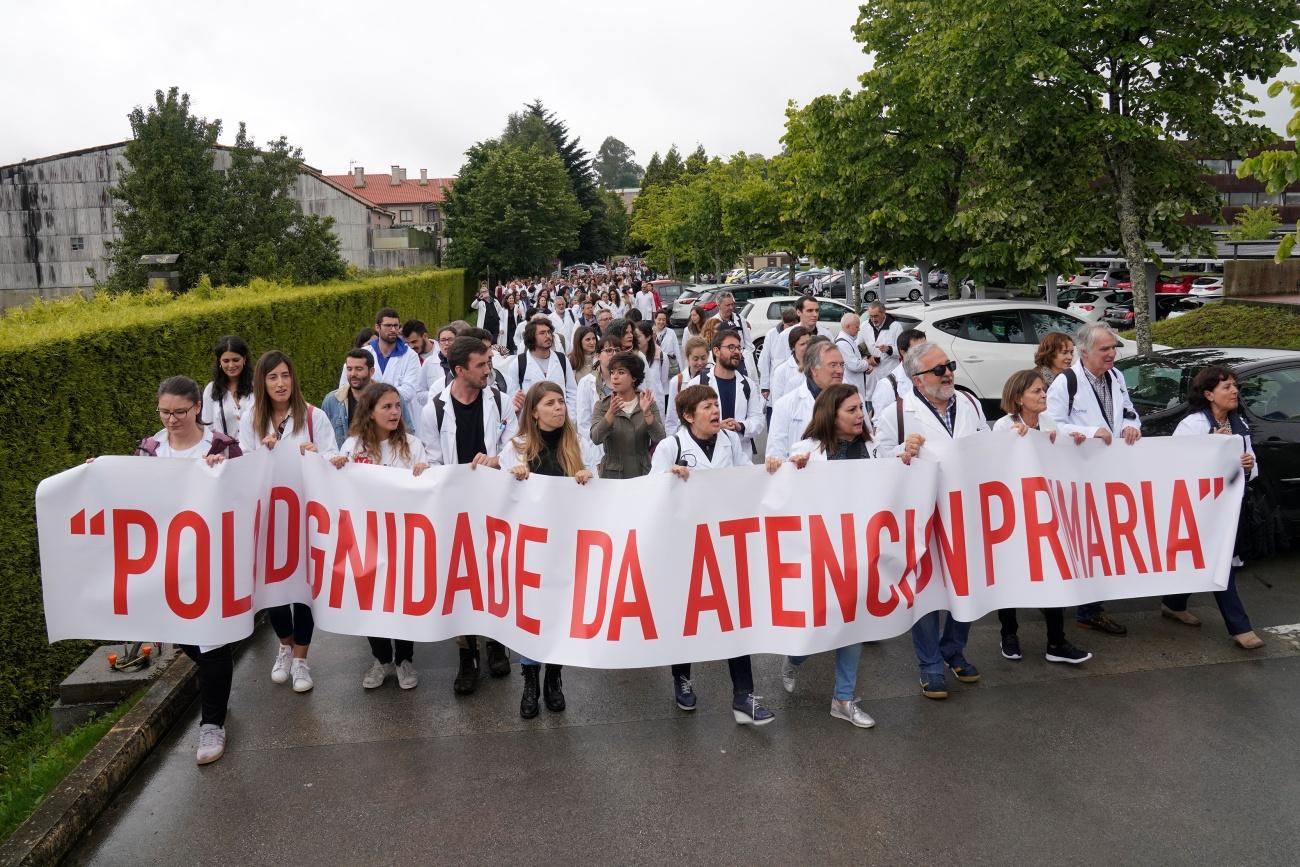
[1077,613,1127,636]
[486,640,511,678]
[543,664,566,712]
[1000,634,1022,661]
[1046,642,1093,665]
[520,664,540,719]
[453,647,479,696]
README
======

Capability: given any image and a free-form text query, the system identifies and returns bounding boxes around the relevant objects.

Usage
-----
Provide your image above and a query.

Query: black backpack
[696,370,752,403]
[432,388,504,434]
[517,351,568,392]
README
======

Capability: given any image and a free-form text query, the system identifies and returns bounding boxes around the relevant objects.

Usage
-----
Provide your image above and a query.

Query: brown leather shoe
[1161,605,1202,627]
[1233,631,1265,650]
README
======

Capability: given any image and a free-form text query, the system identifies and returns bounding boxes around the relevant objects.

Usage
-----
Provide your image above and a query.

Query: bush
[0,269,469,739]
[1148,300,1300,350]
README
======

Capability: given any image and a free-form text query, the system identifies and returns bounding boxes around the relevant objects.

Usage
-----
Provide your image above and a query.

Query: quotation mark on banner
[1197,478,1225,500]
[70,509,107,536]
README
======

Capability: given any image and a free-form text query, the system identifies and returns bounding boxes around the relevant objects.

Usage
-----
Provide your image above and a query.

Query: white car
[742,295,855,364]
[862,273,928,303]
[1189,277,1224,297]
[1067,290,1132,323]
[885,300,1143,410]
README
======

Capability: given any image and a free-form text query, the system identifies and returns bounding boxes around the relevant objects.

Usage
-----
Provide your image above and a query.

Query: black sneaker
[1046,642,1093,665]
[1000,635,1023,661]
[673,675,697,711]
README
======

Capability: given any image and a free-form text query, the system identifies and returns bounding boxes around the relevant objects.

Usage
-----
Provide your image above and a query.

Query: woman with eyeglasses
[239,350,340,694]
[89,376,243,764]
[329,382,430,690]
[202,335,254,441]
[991,369,1092,666]
[650,384,771,725]
[502,381,594,718]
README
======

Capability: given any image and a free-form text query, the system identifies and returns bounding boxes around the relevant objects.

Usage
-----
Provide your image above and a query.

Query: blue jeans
[789,643,863,701]
[911,611,971,676]
[520,655,538,666]
[1162,568,1252,636]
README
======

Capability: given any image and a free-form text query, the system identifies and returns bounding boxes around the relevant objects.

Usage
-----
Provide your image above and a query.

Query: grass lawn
[0,689,144,843]
[1140,300,1300,349]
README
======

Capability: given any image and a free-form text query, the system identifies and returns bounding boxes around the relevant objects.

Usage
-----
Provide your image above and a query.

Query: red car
[1114,273,1194,294]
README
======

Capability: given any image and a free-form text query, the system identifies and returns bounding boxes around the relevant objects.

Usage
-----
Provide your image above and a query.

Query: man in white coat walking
[766,341,846,461]
[504,319,578,418]
[835,313,871,401]
[874,342,986,700]
[1044,321,1141,636]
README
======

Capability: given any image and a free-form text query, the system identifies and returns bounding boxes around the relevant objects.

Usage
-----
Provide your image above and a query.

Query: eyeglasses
[922,361,958,377]
[157,404,197,421]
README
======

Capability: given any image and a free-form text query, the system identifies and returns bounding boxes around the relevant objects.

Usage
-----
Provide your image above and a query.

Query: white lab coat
[338,340,423,409]
[1045,360,1141,439]
[769,357,803,407]
[575,373,607,472]
[419,386,518,465]
[863,318,903,392]
[238,403,339,456]
[635,290,658,320]
[757,322,833,391]
[668,368,765,449]
[869,372,914,437]
[1174,411,1259,481]
[787,437,879,463]
[471,297,508,345]
[201,383,253,440]
[834,332,871,399]
[874,390,986,460]
[649,428,748,473]
[766,382,817,461]
[654,327,681,373]
[504,350,578,416]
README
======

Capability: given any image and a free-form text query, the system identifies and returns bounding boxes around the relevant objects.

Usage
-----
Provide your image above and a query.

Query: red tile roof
[323,172,453,205]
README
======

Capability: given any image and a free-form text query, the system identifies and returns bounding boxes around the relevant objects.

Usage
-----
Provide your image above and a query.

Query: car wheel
[864,291,877,303]
[908,289,921,301]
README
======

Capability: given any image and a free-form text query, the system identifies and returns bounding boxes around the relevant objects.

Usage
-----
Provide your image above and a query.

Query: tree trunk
[1112,146,1153,354]
[918,259,931,307]
[788,257,796,291]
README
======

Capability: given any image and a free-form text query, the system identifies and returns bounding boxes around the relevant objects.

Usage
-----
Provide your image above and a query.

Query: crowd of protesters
[107,270,1267,765]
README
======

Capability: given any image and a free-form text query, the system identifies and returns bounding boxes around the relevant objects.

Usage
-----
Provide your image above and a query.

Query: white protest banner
[37,432,1243,666]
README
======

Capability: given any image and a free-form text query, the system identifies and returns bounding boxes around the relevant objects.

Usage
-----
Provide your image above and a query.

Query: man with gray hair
[862,300,902,394]
[874,341,986,700]
[766,340,847,460]
[835,312,872,402]
[1045,321,1141,636]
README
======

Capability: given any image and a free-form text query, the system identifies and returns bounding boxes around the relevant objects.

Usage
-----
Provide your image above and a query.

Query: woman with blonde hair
[330,382,430,690]
[502,381,593,718]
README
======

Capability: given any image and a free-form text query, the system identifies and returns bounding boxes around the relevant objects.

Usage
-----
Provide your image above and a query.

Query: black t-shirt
[689,430,718,461]
[346,390,358,426]
[451,391,486,464]
[714,375,738,423]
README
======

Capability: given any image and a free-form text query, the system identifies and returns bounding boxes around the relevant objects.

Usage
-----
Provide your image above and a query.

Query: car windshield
[1116,356,1188,413]
[1075,292,1099,303]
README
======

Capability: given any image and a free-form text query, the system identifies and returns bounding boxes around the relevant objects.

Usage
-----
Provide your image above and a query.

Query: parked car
[1117,347,1300,532]
[743,295,856,355]
[1087,268,1129,289]
[793,268,830,291]
[861,273,928,303]
[692,284,786,319]
[1165,297,1215,320]
[1190,277,1225,298]
[1113,273,1194,293]
[884,300,1143,414]
[1068,290,1132,323]
[1102,294,1191,329]
[647,279,694,309]
[1052,285,1088,309]
[668,284,715,328]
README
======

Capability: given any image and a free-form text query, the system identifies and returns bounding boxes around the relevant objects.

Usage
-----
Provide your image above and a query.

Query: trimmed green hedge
[1147,300,1300,350]
[0,269,469,739]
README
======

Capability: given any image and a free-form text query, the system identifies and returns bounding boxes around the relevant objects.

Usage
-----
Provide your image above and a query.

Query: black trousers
[368,637,414,665]
[269,603,314,645]
[671,656,754,695]
[179,644,233,728]
[998,608,1066,646]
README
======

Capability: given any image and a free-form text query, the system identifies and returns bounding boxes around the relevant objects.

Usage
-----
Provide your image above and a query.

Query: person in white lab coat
[328,382,430,693]
[862,301,903,394]
[505,318,578,417]
[766,340,846,461]
[1044,322,1140,636]
[240,350,340,696]
[650,384,771,725]
[835,314,871,401]
[769,328,818,408]
[652,309,681,374]
[471,285,507,347]
[872,342,985,700]
[868,328,927,432]
[634,282,658,320]
[664,336,710,434]
[758,296,831,397]
[338,308,421,430]
[686,329,766,455]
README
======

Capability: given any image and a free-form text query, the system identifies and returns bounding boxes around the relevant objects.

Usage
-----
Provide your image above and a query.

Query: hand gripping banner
[37,432,1244,666]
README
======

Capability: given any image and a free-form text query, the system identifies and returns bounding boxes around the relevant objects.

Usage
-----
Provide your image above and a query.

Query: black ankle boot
[543,664,566,712]
[520,664,541,719]
[453,645,479,696]
[486,640,510,678]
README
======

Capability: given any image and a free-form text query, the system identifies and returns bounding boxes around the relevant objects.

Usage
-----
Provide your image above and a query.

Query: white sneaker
[780,657,798,693]
[196,723,226,764]
[270,645,293,684]
[362,660,393,689]
[830,698,875,729]
[291,658,313,693]
[395,660,419,690]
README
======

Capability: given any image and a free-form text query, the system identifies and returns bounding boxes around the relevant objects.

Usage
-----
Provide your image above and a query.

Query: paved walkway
[69,555,1300,866]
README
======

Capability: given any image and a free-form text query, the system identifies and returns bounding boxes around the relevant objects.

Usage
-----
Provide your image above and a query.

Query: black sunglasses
[922,360,958,377]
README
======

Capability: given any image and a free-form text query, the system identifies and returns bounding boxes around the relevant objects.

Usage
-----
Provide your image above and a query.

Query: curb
[0,652,197,866]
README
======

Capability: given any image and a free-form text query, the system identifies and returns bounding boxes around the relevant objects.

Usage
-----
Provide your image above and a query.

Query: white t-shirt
[151,428,213,459]
[339,433,427,469]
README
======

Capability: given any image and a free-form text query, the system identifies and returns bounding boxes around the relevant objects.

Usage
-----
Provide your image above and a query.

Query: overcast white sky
[2,0,1295,175]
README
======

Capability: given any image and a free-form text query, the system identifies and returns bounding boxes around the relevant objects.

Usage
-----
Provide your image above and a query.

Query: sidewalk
[67,556,1300,866]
